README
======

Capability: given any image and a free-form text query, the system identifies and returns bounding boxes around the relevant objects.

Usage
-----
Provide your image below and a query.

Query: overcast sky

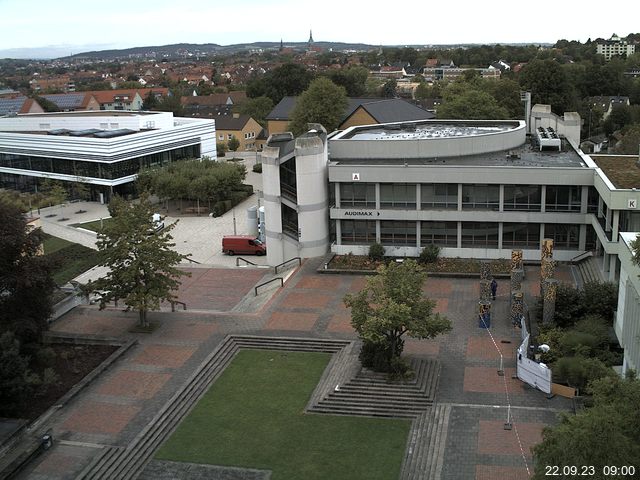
[0,0,637,57]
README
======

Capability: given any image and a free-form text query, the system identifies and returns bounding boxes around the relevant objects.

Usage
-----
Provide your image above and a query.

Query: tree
[0,198,54,344]
[154,94,184,116]
[239,96,274,127]
[532,375,640,479]
[437,88,509,120]
[246,63,314,104]
[142,90,158,110]
[613,123,640,154]
[227,135,240,152]
[32,95,60,112]
[0,332,40,415]
[518,59,577,114]
[343,260,452,373]
[87,196,191,327]
[326,66,369,97]
[381,79,397,98]
[288,77,348,135]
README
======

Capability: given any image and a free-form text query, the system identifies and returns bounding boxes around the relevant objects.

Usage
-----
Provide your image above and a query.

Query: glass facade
[341,220,376,245]
[281,204,298,239]
[545,223,579,249]
[380,183,416,209]
[279,158,297,202]
[503,185,541,211]
[0,145,199,181]
[462,185,500,210]
[421,184,458,209]
[502,223,540,248]
[546,185,581,212]
[461,222,499,247]
[340,183,376,208]
[380,220,416,246]
[420,221,457,247]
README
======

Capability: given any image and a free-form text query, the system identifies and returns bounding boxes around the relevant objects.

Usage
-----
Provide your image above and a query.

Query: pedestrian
[490,278,497,300]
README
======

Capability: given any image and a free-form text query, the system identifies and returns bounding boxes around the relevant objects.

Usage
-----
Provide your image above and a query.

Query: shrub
[253,163,263,173]
[216,142,227,157]
[554,356,615,392]
[419,244,440,264]
[368,242,385,261]
[359,339,407,375]
[581,281,618,325]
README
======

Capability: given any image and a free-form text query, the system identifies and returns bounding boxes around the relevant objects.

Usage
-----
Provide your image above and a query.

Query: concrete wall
[529,105,581,146]
[615,233,640,374]
[261,145,284,266]
[0,111,175,131]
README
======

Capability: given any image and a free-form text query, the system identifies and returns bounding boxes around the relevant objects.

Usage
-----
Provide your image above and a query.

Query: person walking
[490,278,497,300]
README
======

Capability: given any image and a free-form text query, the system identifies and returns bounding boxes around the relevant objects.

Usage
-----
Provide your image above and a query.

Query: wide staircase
[77,335,350,480]
[576,256,604,285]
[310,358,440,418]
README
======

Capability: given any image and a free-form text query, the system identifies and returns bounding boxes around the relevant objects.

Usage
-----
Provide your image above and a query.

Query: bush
[359,339,407,376]
[554,356,615,392]
[216,142,227,157]
[368,242,385,261]
[581,281,618,324]
[253,163,263,173]
[419,244,440,264]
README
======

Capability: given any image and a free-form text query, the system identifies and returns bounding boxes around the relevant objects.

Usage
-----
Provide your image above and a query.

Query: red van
[222,236,266,256]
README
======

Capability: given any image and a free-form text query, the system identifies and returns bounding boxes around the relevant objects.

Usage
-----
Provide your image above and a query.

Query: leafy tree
[343,260,452,373]
[381,79,397,98]
[603,104,633,134]
[288,77,348,135]
[246,63,314,104]
[142,90,158,110]
[532,375,640,479]
[154,94,184,116]
[40,179,68,207]
[518,59,577,114]
[0,198,54,344]
[0,332,40,415]
[32,95,60,112]
[87,196,191,327]
[71,180,90,201]
[438,88,508,119]
[216,142,227,157]
[239,96,273,127]
[326,66,369,97]
[227,135,240,152]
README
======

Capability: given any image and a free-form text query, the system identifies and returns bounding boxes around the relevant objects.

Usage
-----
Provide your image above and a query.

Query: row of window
[339,220,593,250]
[0,145,200,180]
[337,183,598,213]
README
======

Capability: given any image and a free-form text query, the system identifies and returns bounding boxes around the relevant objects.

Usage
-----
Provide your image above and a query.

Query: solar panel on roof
[0,96,26,115]
[42,93,85,109]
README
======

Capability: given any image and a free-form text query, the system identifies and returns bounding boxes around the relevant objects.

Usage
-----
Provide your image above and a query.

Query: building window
[546,186,581,212]
[282,204,298,239]
[462,185,500,210]
[461,222,499,247]
[380,183,416,209]
[545,223,579,249]
[421,184,457,209]
[503,185,542,211]
[380,220,416,246]
[502,223,540,248]
[339,183,376,208]
[227,134,233,140]
[341,220,376,245]
[587,186,599,214]
[421,221,457,247]
[219,135,224,140]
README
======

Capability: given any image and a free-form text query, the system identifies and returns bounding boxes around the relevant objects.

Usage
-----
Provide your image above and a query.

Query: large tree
[326,66,369,97]
[239,95,274,127]
[344,260,451,373]
[518,59,577,114]
[246,63,314,104]
[0,198,55,345]
[438,87,509,120]
[532,375,640,479]
[288,77,348,135]
[87,196,190,327]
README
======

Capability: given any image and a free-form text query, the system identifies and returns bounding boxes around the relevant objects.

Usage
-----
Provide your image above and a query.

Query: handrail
[255,277,283,296]
[274,256,302,274]
[184,256,201,264]
[569,251,593,265]
[236,257,258,267]
[170,300,187,311]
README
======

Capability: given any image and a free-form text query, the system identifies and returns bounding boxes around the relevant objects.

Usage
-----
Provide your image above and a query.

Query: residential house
[265,97,435,136]
[0,96,44,115]
[181,92,247,108]
[40,92,100,111]
[85,88,169,111]
[596,34,636,60]
[215,113,263,151]
[589,96,631,119]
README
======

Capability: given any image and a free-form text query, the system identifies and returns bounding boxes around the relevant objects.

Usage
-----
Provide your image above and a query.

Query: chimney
[233,113,240,119]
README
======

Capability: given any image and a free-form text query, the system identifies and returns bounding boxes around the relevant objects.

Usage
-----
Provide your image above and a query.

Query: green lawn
[71,218,112,232]
[43,235,100,285]
[156,350,410,480]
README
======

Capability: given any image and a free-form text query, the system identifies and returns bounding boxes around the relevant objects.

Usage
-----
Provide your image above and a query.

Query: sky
[0,0,638,58]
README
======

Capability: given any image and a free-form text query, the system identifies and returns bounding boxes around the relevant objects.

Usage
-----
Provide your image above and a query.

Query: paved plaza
[16,259,574,479]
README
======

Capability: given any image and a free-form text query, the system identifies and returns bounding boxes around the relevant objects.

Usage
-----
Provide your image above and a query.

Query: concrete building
[0,110,216,201]
[596,34,636,60]
[615,232,640,374]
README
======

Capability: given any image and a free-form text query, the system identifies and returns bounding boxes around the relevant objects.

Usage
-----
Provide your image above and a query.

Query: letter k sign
[629,199,637,209]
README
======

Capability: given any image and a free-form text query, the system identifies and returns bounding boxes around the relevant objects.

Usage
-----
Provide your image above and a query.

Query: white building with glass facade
[0,110,216,201]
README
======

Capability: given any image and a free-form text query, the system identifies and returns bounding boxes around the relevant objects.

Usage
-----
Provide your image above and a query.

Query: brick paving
[19,259,576,480]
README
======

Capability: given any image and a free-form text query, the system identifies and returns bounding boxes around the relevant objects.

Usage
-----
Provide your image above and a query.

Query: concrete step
[310,405,422,418]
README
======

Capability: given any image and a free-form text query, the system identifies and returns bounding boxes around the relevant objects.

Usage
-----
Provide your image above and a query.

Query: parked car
[222,235,266,256]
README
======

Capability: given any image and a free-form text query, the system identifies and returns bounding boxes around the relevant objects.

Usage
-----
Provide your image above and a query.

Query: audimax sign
[344,211,380,216]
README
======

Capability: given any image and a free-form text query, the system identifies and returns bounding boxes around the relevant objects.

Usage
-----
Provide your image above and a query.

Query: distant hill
[64,41,380,60]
